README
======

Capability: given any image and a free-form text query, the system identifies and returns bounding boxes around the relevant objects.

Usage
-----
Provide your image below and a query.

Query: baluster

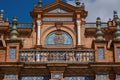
[91,52,94,62]
[51,52,53,61]
[55,51,57,61]
[61,51,64,61]
[49,51,51,61]
[23,51,26,62]
[57,51,59,61]
[25,52,28,62]
[40,51,42,61]
[56,51,59,61]
[76,51,80,61]
[36,51,40,62]
[33,51,35,62]
[89,52,91,62]
[28,52,31,62]
[65,51,69,61]
[72,50,75,61]
[30,51,33,62]
[47,51,50,61]
[79,52,82,62]
[81,52,83,62]
[53,51,56,61]
[83,52,85,62]
[84,51,87,62]
[60,51,63,61]
[44,52,47,61]
[86,52,89,62]
[29,51,32,62]
[62,51,66,61]
[46,51,49,61]
[41,52,44,61]
[69,52,73,62]
[59,51,62,61]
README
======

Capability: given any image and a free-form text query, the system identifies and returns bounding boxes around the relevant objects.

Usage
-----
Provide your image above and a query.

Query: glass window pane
[6,74,16,79]
[97,75,107,79]
[64,76,94,80]
[98,47,104,59]
[10,47,16,59]
[52,73,62,79]
[117,48,120,59]
[117,74,120,78]
[19,76,50,80]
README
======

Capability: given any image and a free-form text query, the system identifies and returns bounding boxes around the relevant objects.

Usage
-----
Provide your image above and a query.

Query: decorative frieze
[43,17,73,22]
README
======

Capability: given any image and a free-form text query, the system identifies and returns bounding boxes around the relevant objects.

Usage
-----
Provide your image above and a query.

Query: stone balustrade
[19,49,94,63]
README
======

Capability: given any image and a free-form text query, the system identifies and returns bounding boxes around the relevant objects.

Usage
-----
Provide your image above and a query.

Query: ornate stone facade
[0,0,120,80]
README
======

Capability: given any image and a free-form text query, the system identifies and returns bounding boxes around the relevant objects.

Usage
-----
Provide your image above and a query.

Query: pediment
[48,8,68,13]
[42,1,76,13]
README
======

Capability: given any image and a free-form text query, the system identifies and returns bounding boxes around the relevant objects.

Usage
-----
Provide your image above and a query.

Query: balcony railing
[19,49,95,63]
[10,22,33,28]
[85,22,108,28]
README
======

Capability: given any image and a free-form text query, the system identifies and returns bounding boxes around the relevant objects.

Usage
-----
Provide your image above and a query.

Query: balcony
[19,49,95,63]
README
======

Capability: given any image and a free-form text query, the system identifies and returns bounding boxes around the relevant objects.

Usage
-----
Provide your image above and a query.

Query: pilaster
[76,20,81,46]
[36,20,42,45]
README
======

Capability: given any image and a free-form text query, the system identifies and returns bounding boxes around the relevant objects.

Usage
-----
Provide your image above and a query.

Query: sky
[66,0,120,22]
[0,0,120,22]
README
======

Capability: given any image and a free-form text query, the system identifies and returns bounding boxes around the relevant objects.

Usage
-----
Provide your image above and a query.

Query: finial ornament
[113,10,118,19]
[96,17,101,26]
[10,16,19,40]
[96,17,104,40]
[33,3,37,8]
[6,18,9,21]
[115,18,120,40]
[76,0,81,7]
[0,10,4,20]
[38,0,42,8]
[81,3,85,9]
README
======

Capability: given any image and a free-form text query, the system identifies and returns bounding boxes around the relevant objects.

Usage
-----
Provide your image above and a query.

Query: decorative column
[115,18,120,40]
[36,20,41,45]
[77,20,81,45]
[96,17,104,40]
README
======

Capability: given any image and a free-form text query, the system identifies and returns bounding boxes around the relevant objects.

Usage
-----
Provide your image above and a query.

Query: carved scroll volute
[55,22,63,30]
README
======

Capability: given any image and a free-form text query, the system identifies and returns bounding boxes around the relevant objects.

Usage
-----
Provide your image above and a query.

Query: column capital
[76,20,81,26]
[36,20,41,26]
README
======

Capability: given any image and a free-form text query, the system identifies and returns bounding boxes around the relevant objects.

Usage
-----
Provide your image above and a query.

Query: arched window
[46,30,73,46]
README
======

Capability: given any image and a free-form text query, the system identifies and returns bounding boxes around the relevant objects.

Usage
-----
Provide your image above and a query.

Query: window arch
[45,30,73,46]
